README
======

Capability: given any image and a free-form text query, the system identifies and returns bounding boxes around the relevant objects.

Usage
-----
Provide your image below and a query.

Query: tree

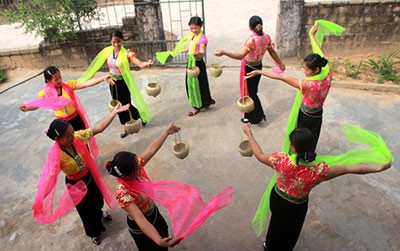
[1,0,98,43]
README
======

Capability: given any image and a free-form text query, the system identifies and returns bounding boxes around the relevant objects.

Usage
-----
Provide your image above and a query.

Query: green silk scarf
[78,45,152,123]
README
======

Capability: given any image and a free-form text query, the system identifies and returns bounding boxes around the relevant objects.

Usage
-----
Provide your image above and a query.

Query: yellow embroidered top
[60,128,93,175]
[38,80,77,118]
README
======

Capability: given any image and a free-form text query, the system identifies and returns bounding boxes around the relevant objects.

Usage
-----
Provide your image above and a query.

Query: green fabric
[155,33,193,65]
[186,54,202,108]
[251,20,391,237]
[307,20,345,81]
[185,31,203,108]
[78,45,152,123]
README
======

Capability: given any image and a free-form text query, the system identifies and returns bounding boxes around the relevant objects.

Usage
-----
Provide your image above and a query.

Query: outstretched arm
[325,161,392,181]
[75,75,113,90]
[242,123,273,167]
[124,203,182,248]
[131,57,154,69]
[140,122,181,163]
[214,48,248,60]
[19,103,39,112]
[245,70,301,90]
[92,103,129,136]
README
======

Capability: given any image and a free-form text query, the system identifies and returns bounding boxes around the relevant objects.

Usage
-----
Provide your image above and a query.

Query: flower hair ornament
[255,24,263,31]
[106,161,123,176]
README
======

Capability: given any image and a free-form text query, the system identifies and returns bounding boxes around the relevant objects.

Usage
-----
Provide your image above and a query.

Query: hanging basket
[187,66,200,78]
[238,139,253,157]
[210,64,223,78]
[172,132,189,159]
[237,96,254,113]
[146,83,161,97]
[108,99,121,113]
[125,119,141,134]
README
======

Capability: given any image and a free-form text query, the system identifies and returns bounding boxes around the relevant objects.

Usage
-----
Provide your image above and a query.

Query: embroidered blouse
[243,33,272,63]
[269,152,329,199]
[107,49,136,76]
[38,80,77,118]
[300,71,332,110]
[188,33,208,55]
[115,156,155,213]
[60,128,93,175]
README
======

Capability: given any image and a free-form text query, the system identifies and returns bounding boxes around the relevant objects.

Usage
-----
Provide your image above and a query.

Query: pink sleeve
[243,36,255,51]
[265,34,272,48]
[198,34,208,45]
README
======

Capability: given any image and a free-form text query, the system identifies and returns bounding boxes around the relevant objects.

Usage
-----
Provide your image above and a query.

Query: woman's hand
[113,103,130,114]
[19,104,28,112]
[242,123,252,137]
[279,62,286,71]
[104,75,116,85]
[244,70,261,80]
[379,161,393,172]
[214,49,225,57]
[158,236,182,248]
[147,59,154,67]
[165,122,180,135]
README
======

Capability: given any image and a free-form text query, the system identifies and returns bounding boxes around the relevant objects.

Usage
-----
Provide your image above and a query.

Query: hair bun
[321,57,328,67]
[105,161,114,173]
[304,152,316,162]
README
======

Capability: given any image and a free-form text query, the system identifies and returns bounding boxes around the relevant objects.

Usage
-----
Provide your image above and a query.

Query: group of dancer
[18,14,394,251]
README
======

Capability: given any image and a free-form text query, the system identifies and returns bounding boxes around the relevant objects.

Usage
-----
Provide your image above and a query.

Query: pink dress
[300,71,332,112]
[243,32,272,63]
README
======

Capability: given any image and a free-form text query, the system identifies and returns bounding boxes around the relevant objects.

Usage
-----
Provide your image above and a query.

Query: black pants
[245,64,264,124]
[297,108,323,151]
[185,59,213,109]
[68,113,86,131]
[66,172,105,238]
[110,79,140,124]
[127,206,168,251]
[265,188,308,251]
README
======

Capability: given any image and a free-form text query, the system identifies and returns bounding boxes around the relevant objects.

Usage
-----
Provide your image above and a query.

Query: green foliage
[366,49,400,84]
[1,0,98,43]
[344,59,363,79]
[0,66,7,83]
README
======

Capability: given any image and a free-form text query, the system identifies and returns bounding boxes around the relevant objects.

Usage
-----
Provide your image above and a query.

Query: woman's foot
[210,99,216,105]
[188,108,200,117]
[102,211,112,221]
[120,126,128,138]
[91,237,101,245]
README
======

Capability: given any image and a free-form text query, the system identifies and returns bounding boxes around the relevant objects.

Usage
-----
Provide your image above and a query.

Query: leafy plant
[344,59,363,79]
[1,0,99,43]
[0,66,7,83]
[366,49,400,84]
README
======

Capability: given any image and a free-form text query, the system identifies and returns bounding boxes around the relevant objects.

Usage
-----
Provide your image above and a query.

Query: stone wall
[299,0,400,58]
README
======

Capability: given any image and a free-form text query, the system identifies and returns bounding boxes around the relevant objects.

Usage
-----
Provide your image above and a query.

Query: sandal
[188,109,200,117]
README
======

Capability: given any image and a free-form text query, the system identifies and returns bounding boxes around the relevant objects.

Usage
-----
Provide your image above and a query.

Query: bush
[0,67,7,83]
[1,0,98,43]
[366,49,400,84]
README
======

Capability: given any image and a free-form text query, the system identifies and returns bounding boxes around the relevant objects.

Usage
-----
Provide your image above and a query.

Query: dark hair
[46,119,69,140]
[304,53,328,72]
[106,151,138,177]
[289,127,317,164]
[249,15,263,36]
[43,66,60,82]
[110,29,123,40]
[188,16,203,26]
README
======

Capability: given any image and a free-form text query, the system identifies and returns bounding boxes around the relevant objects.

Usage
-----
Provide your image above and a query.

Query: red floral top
[269,152,329,199]
[115,156,155,213]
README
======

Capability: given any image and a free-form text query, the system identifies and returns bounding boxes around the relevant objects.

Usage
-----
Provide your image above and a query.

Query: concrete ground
[1,0,400,250]
[0,66,400,251]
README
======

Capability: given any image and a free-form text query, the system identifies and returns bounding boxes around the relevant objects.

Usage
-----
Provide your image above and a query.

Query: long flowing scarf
[186,31,203,108]
[78,46,152,123]
[23,82,99,157]
[155,33,193,65]
[32,137,118,224]
[117,168,234,239]
[251,20,392,236]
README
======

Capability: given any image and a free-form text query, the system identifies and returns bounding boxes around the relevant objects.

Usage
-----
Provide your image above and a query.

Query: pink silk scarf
[23,82,99,157]
[117,168,234,239]
[32,137,118,224]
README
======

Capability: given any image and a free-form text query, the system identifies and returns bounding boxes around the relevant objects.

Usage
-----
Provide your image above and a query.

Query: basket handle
[174,131,182,145]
